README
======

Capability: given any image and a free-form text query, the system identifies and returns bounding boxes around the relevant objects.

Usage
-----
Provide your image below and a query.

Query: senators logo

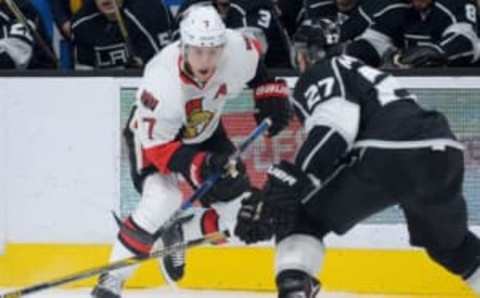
[184,98,214,139]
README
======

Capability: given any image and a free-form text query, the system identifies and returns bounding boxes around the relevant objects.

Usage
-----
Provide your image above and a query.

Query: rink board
[0,239,478,296]
[1,76,480,296]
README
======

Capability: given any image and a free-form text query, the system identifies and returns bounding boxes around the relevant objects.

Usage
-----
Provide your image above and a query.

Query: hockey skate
[160,213,194,283]
[91,273,123,298]
[277,270,320,298]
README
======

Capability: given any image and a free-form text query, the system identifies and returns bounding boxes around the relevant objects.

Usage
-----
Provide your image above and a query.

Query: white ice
[0,288,457,298]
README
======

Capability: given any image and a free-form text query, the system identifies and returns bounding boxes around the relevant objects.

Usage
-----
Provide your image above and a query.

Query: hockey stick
[3,0,59,68]
[154,118,272,236]
[111,0,143,67]
[0,230,230,298]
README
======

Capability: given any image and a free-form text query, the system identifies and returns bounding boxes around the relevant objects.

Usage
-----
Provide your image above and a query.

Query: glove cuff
[254,80,289,101]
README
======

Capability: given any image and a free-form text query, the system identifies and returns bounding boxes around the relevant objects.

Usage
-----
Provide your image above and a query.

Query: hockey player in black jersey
[71,0,172,69]
[294,0,409,67]
[393,0,480,67]
[174,0,293,68]
[234,46,480,297]
[0,0,56,69]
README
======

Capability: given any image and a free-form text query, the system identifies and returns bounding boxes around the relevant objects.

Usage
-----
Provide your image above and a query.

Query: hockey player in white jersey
[91,4,291,298]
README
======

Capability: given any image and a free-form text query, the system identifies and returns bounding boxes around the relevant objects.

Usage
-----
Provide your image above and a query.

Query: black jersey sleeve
[0,0,37,68]
[346,0,409,66]
[437,0,479,65]
[126,0,172,62]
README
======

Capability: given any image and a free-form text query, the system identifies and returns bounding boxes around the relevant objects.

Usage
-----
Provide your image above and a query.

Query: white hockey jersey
[130,29,261,172]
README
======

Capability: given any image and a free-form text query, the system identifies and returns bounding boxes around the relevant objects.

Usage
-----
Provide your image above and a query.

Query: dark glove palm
[235,189,274,244]
[200,153,250,205]
[263,161,315,238]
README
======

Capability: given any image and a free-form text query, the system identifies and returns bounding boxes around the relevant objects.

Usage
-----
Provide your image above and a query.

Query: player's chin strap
[0,230,230,298]
[153,118,272,237]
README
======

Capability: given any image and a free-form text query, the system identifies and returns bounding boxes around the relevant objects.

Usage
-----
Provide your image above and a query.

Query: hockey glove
[253,79,291,137]
[234,188,274,244]
[396,46,447,68]
[193,152,251,205]
[263,161,316,238]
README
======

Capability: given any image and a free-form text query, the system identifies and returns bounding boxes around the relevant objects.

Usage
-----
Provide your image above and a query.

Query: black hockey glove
[234,188,274,244]
[253,79,292,137]
[263,161,316,238]
[396,46,447,68]
[197,152,251,205]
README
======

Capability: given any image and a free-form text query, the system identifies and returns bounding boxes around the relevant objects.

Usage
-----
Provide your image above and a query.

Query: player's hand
[253,79,291,137]
[396,46,447,68]
[262,161,315,238]
[198,152,251,205]
[234,188,274,244]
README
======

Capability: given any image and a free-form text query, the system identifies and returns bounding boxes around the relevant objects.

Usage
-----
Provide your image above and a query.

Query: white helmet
[180,5,227,47]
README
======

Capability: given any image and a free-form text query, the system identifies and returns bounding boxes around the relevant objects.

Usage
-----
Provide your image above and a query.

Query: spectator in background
[0,0,56,69]
[275,0,303,38]
[175,0,294,68]
[294,0,409,68]
[51,0,84,40]
[71,0,172,69]
[393,0,480,68]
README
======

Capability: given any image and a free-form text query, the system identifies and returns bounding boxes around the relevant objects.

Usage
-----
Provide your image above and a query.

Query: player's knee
[276,269,320,298]
[117,216,156,257]
[276,234,324,278]
[426,231,480,278]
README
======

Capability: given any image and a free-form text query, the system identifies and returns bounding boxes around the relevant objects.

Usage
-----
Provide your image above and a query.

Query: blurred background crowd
[0,0,479,71]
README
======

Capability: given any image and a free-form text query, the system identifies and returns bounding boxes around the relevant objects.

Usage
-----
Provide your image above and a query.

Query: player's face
[95,0,123,16]
[185,45,224,83]
[410,0,433,11]
[336,0,357,12]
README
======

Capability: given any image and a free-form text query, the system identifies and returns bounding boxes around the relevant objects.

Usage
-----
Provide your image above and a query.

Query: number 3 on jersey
[305,77,335,110]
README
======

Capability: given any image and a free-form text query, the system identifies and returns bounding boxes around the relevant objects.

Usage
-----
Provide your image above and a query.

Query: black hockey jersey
[302,0,409,66]
[71,0,171,69]
[292,55,458,179]
[175,0,293,68]
[275,0,303,37]
[403,0,479,66]
[0,0,54,69]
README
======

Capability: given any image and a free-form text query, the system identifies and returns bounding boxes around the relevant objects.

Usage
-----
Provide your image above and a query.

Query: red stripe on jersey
[250,37,262,57]
[190,152,207,186]
[201,208,226,245]
[143,141,182,174]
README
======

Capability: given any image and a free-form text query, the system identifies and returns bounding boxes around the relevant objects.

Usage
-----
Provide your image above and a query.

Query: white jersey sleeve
[222,29,262,89]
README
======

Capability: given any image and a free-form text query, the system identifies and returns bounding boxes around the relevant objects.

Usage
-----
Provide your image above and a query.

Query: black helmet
[292,18,340,72]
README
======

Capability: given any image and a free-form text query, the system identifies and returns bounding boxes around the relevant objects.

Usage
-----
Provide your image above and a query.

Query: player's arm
[136,78,249,204]
[346,2,408,67]
[129,0,172,62]
[243,36,291,137]
[438,1,479,65]
[399,1,479,67]
[0,12,35,69]
[236,60,358,243]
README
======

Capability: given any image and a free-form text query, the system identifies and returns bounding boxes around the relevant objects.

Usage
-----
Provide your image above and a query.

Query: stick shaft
[155,118,271,237]
[0,231,229,298]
